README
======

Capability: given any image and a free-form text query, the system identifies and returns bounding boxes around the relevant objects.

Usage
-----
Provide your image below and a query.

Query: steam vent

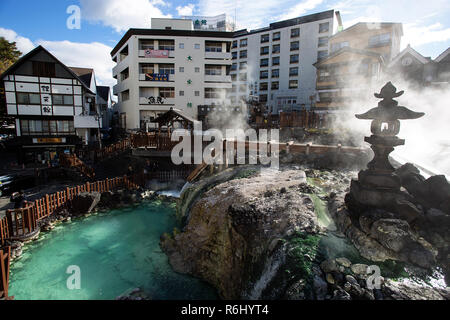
[346,82,425,212]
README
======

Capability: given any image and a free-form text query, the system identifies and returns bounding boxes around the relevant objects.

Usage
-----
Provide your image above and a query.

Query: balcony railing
[205,51,232,60]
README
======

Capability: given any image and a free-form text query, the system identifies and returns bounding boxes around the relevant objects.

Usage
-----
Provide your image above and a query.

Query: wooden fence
[0,174,145,246]
[0,246,11,299]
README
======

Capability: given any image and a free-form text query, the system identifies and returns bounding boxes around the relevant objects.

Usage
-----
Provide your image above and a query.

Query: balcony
[204,74,231,83]
[139,97,175,105]
[74,114,101,129]
[112,78,129,95]
[205,51,232,60]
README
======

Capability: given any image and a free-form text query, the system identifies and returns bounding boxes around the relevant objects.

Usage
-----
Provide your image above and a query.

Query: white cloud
[79,0,172,33]
[0,27,115,87]
[177,4,195,16]
[0,27,35,55]
[37,40,115,87]
[403,22,450,49]
[277,0,324,21]
[198,0,324,30]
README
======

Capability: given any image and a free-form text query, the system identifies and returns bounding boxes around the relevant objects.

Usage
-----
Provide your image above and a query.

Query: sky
[0,0,449,87]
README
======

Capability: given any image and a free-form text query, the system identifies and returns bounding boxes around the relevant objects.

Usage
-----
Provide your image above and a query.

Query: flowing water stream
[8,200,218,300]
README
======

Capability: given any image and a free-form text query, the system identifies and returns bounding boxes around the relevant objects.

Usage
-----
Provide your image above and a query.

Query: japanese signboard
[145,73,169,81]
[144,49,169,58]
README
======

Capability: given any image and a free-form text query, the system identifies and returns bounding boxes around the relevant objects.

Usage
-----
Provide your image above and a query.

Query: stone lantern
[346,82,425,211]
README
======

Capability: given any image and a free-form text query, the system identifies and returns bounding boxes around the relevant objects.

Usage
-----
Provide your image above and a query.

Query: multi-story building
[314,22,403,110]
[229,10,343,114]
[110,18,233,130]
[0,45,103,164]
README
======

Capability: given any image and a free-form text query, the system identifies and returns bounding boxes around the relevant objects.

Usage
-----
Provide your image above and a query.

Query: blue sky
[0,0,449,86]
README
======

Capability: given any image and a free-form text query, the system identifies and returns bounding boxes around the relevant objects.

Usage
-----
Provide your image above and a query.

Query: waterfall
[245,245,286,300]
[180,181,191,196]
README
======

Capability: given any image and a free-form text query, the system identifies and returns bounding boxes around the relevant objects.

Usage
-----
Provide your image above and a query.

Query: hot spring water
[8,200,217,300]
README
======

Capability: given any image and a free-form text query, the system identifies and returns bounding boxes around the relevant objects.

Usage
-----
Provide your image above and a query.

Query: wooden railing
[0,174,145,246]
[0,246,11,299]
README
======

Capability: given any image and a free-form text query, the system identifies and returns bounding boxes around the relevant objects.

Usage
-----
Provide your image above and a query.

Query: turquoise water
[9,201,218,300]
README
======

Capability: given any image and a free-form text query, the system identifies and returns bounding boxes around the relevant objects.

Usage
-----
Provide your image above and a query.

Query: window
[260,70,269,79]
[331,41,349,52]
[240,39,248,47]
[159,64,175,74]
[120,68,129,81]
[195,91,200,97]
[240,50,247,58]
[259,82,268,91]
[271,81,279,90]
[272,56,280,66]
[231,74,237,81]
[290,41,299,51]
[32,61,55,77]
[291,28,300,38]
[232,51,237,59]
[121,90,130,101]
[239,62,247,70]
[289,80,298,89]
[272,44,280,54]
[179,91,184,96]
[17,93,40,104]
[20,119,74,136]
[205,88,222,99]
[239,84,247,92]
[317,50,328,60]
[318,37,328,47]
[231,63,237,71]
[195,67,200,73]
[273,32,280,41]
[159,40,175,51]
[194,43,200,49]
[289,67,299,76]
[260,58,269,67]
[259,94,268,102]
[179,66,184,73]
[205,42,222,52]
[290,54,299,63]
[232,40,237,48]
[261,34,269,43]
[140,63,154,74]
[205,65,222,75]
[52,94,73,105]
[260,46,269,55]
[179,43,184,49]
[159,87,175,98]
[319,22,329,33]
[239,73,247,81]
[140,40,154,50]
[272,69,279,78]
[369,33,391,47]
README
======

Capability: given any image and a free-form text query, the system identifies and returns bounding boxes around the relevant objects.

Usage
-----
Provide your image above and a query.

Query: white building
[0,46,103,163]
[229,10,343,114]
[111,18,233,130]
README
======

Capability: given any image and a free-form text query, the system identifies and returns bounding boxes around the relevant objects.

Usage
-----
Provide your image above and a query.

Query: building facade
[314,22,403,111]
[0,46,103,164]
[111,18,233,131]
[229,10,343,114]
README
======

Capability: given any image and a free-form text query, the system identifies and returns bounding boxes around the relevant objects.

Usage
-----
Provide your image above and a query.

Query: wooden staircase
[59,153,95,179]
[187,162,208,182]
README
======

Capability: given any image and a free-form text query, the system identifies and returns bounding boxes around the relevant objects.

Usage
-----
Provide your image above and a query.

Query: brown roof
[69,67,94,88]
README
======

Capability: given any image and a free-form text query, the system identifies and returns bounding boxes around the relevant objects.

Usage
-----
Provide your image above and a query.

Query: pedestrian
[127,165,134,177]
